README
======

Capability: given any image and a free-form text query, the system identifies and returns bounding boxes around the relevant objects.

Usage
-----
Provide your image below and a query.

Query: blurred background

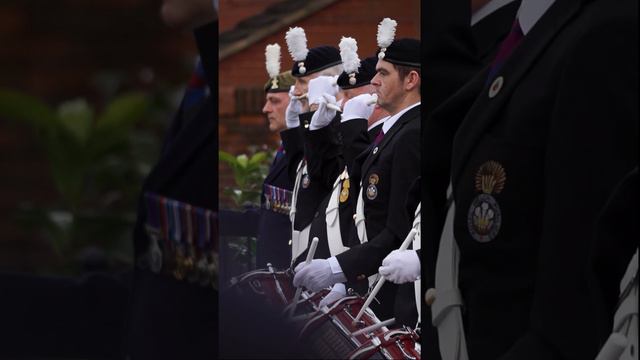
[0,0,199,275]
[217,0,420,275]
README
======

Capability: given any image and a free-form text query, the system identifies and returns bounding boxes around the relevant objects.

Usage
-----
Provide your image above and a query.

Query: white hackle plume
[339,37,360,85]
[376,18,397,59]
[265,44,281,79]
[285,27,309,74]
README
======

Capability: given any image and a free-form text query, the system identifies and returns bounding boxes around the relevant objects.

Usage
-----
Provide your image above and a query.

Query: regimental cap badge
[339,36,360,86]
[474,160,506,194]
[376,18,397,60]
[265,43,281,90]
[467,161,507,243]
[285,27,309,75]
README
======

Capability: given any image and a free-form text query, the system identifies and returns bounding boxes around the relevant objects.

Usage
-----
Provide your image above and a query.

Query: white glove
[309,94,338,130]
[379,249,420,284]
[286,85,302,128]
[341,93,377,122]
[308,75,339,105]
[293,258,346,292]
[318,283,347,308]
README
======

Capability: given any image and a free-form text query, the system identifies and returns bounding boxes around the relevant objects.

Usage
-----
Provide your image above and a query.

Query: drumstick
[326,103,342,112]
[291,93,308,101]
[351,317,395,337]
[288,237,320,317]
[352,228,417,325]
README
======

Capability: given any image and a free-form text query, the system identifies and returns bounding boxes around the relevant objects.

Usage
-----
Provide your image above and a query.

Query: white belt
[431,184,469,360]
[326,173,350,256]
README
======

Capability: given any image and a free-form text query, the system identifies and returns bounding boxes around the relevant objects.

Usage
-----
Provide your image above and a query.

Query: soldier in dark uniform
[281,26,344,265]
[293,35,422,326]
[421,1,521,358]
[427,0,638,358]
[299,54,386,308]
[255,63,296,270]
[0,1,218,359]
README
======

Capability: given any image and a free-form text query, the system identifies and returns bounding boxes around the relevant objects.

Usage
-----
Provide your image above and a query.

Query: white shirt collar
[382,101,420,134]
[518,0,555,35]
[471,0,517,26]
[368,117,388,131]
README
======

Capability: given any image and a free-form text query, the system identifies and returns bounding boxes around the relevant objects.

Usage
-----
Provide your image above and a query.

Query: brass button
[425,288,437,306]
[488,76,504,98]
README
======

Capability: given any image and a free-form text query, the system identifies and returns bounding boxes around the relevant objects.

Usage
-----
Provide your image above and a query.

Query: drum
[289,289,422,359]
[228,264,295,309]
[349,328,421,359]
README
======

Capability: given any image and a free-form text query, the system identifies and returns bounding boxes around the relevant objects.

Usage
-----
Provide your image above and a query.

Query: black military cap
[264,70,296,93]
[291,46,342,77]
[377,38,421,68]
[337,56,378,90]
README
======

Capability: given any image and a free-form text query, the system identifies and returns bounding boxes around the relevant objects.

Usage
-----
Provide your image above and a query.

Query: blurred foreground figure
[0,1,219,358]
[427,0,638,359]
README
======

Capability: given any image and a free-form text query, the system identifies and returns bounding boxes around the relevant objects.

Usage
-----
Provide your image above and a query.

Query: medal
[340,178,350,203]
[366,173,379,200]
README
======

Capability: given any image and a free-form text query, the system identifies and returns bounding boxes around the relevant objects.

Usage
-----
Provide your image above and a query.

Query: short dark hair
[395,64,421,80]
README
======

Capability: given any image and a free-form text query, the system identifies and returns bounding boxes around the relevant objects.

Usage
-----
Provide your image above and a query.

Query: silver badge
[366,184,378,200]
[467,193,502,243]
[302,174,311,188]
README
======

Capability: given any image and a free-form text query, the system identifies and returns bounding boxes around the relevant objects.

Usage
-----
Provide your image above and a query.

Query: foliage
[218,149,270,209]
[0,88,165,274]
[218,148,271,275]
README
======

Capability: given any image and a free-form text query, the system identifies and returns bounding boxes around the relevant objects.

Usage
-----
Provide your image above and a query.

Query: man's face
[262,92,290,132]
[293,72,320,98]
[161,0,216,29]
[292,72,321,111]
[341,84,375,105]
[370,59,404,113]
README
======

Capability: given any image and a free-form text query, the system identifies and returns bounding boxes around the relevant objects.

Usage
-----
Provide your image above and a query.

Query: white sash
[596,250,638,360]
[326,170,350,256]
[290,160,311,264]
[412,202,422,326]
[355,184,368,243]
[432,184,469,360]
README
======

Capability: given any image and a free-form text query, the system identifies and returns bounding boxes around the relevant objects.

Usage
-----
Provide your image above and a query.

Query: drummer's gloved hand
[308,75,339,106]
[309,94,339,130]
[293,257,347,292]
[379,250,420,284]
[341,93,376,122]
[318,283,346,308]
[286,85,302,128]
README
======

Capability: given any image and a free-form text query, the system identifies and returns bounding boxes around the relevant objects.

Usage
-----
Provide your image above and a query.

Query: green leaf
[218,151,237,166]
[95,92,149,131]
[89,93,150,159]
[249,151,268,165]
[57,98,93,143]
[236,154,249,168]
[0,89,57,131]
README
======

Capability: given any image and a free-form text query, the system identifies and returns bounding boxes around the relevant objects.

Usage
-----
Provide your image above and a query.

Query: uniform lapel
[451,0,583,185]
[361,105,421,178]
[263,151,287,185]
[145,97,216,191]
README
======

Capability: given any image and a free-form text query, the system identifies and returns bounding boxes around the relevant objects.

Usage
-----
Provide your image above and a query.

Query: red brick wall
[0,0,196,271]
[219,0,284,32]
[218,0,420,208]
